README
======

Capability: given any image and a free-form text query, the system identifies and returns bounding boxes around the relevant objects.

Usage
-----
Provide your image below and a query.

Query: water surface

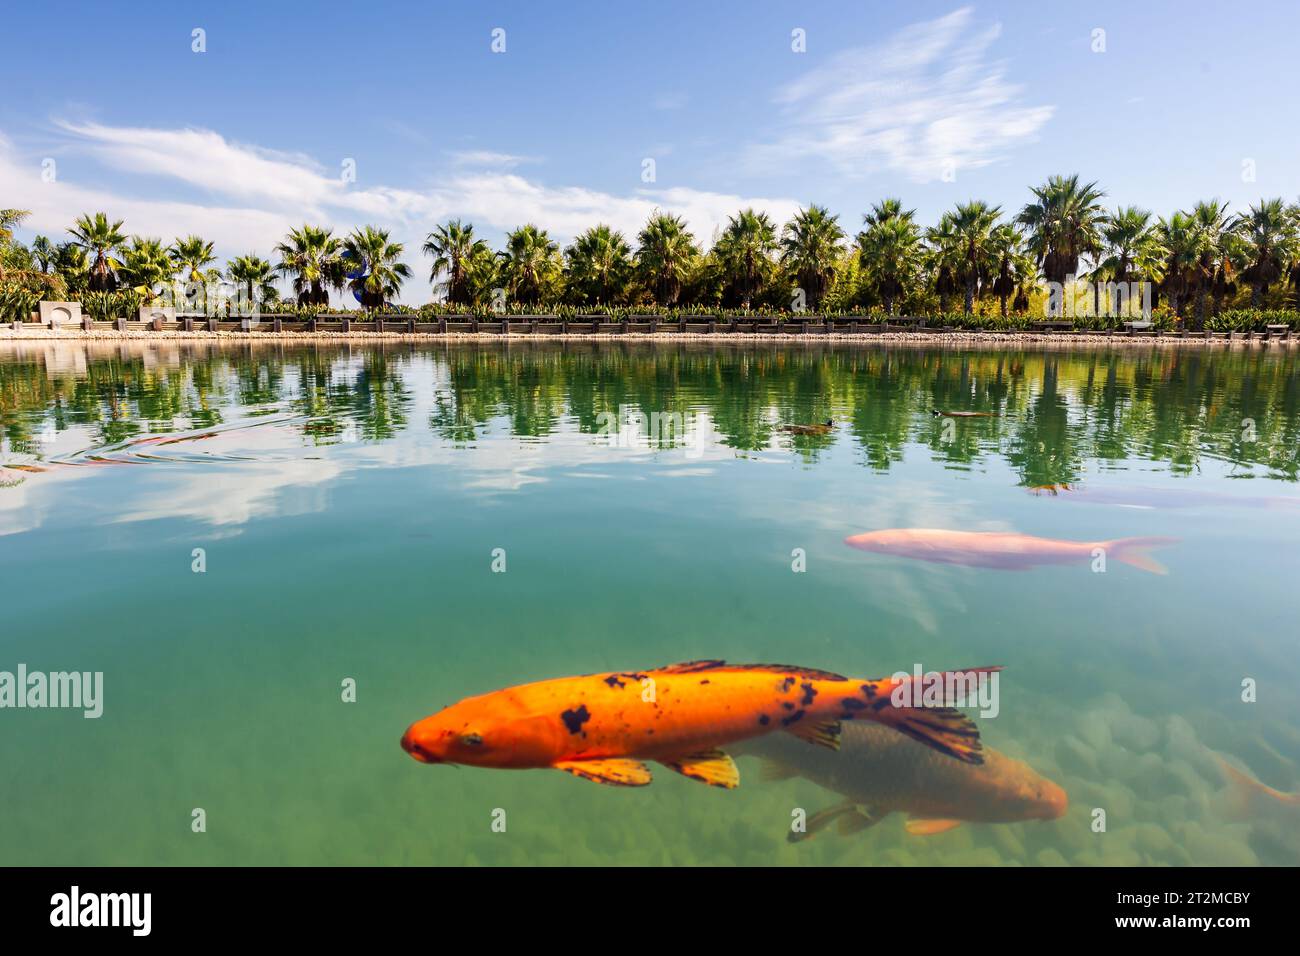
[1,340,1297,865]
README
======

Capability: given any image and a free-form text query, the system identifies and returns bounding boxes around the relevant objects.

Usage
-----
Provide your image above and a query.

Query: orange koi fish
[401,660,995,788]
[845,528,1178,574]
[1216,755,1300,821]
[735,722,1066,841]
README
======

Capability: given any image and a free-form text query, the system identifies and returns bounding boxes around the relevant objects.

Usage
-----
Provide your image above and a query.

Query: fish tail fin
[854,667,999,765]
[1216,754,1300,816]
[1105,536,1179,574]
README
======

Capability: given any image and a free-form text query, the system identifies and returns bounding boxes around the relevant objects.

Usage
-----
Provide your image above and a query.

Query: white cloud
[2,124,803,302]
[744,6,1053,183]
[446,150,539,170]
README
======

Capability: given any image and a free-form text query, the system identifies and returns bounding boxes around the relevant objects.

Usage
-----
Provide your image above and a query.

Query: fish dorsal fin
[661,750,740,789]
[656,660,727,674]
[758,759,799,783]
[655,661,847,682]
[905,818,962,836]
[553,758,652,787]
[786,718,842,750]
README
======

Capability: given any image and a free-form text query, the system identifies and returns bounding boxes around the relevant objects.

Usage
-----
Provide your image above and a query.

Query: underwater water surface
[1,339,1297,866]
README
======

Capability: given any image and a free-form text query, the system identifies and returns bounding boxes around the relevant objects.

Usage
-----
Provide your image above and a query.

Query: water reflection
[1,341,1297,483]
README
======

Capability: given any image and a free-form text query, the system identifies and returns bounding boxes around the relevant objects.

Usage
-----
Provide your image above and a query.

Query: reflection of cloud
[109,444,343,529]
[0,465,92,536]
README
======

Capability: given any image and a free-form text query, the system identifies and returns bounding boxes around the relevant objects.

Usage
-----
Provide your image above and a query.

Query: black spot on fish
[781,676,796,691]
[758,714,771,726]
[604,675,626,688]
[872,698,891,711]
[699,679,710,685]
[800,682,817,705]
[782,701,795,711]
[861,683,877,698]
[560,705,591,735]
[841,698,866,712]
[781,709,806,727]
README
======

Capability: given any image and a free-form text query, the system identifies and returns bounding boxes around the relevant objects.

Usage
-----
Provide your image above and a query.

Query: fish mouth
[400,729,442,764]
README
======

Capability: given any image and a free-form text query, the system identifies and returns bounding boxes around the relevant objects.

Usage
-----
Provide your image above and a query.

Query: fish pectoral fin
[661,750,740,789]
[758,759,799,783]
[786,718,842,750]
[905,817,962,836]
[790,803,883,843]
[839,805,885,836]
[553,758,652,787]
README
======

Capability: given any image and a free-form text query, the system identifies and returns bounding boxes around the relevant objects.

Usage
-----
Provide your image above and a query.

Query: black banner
[0,866,1277,940]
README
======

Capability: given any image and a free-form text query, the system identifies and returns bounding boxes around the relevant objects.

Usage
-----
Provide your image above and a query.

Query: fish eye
[459,732,484,747]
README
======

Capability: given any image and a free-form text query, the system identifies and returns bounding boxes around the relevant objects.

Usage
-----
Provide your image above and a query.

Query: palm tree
[779,205,844,310]
[636,213,697,306]
[1018,175,1107,316]
[30,235,55,274]
[1156,211,1199,318]
[119,237,173,300]
[274,225,345,307]
[565,225,633,305]
[862,198,915,227]
[0,209,29,254]
[227,255,279,307]
[501,224,560,305]
[1233,198,1297,308]
[53,242,90,294]
[1183,200,1234,328]
[988,223,1032,317]
[949,200,1002,313]
[858,213,920,315]
[924,214,964,314]
[343,226,411,310]
[68,212,127,292]
[423,220,490,304]
[1089,208,1160,317]
[714,208,777,309]
[169,235,216,285]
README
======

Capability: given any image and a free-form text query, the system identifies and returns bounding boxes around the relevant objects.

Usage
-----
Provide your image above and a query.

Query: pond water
[1,339,1297,865]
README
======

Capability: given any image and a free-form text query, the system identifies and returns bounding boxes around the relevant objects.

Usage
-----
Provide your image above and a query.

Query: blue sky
[4,1,1299,300]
